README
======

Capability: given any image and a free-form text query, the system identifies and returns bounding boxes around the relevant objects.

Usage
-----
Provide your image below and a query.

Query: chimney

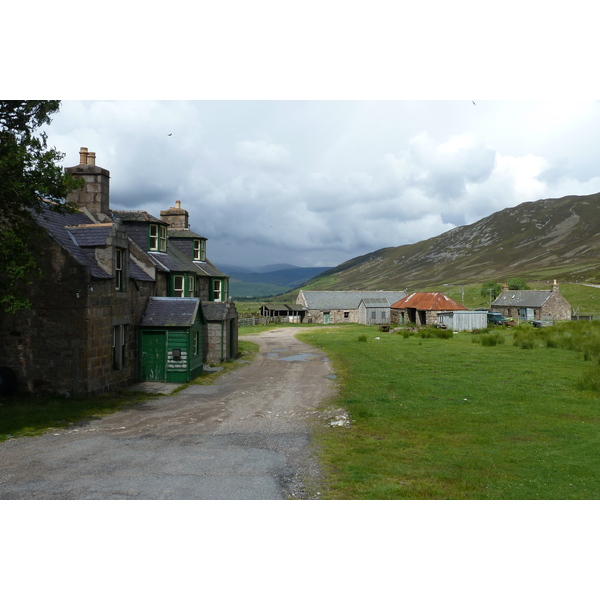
[551,279,559,294]
[502,283,509,292]
[66,147,110,220]
[160,201,189,230]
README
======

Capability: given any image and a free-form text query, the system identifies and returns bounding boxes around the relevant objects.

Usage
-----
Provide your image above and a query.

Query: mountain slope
[303,192,600,291]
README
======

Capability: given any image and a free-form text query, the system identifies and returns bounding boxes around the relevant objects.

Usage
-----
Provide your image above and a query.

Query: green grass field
[297,322,600,499]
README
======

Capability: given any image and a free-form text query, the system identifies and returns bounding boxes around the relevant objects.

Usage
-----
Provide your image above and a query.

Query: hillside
[302,192,600,291]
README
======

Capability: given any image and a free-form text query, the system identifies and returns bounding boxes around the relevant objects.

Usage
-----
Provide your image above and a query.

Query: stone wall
[305,309,357,324]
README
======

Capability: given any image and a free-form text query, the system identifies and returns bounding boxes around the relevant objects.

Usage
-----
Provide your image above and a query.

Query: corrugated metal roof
[140,297,200,327]
[391,292,467,311]
[299,290,406,310]
[360,298,391,308]
[493,290,551,307]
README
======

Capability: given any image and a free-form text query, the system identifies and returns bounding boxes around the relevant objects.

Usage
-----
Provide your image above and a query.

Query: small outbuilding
[358,298,392,325]
[139,297,205,383]
[391,292,468,326]
[437,310,488,332]
[259,303,307,322]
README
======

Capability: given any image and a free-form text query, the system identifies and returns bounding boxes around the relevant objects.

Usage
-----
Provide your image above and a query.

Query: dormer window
[149,224,167,252]
[193,239,206,261]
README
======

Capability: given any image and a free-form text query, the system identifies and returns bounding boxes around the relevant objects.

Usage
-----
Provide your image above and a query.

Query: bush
[478,332,505,346]
[357,334,367,343]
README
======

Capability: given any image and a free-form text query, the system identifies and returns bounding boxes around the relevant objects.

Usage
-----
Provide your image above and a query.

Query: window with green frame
[149,223,167,252]
[212,278,228,301]
[193,239,206,261]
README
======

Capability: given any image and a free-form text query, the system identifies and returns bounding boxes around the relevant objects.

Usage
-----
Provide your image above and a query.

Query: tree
[507,277,530,290]
[0,101,81,313]
[480,281,502,303]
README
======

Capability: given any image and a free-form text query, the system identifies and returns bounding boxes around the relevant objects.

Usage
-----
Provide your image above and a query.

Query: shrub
[479,332,505,346]
[357,334,367,343]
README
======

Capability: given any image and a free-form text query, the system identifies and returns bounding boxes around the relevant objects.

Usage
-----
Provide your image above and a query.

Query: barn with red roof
[390,292,468,326]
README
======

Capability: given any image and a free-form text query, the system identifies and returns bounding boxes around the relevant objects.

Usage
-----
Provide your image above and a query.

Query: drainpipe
[220,320,225,361]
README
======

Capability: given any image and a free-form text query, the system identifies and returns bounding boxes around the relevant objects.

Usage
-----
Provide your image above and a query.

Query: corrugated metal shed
[438,310,487,332]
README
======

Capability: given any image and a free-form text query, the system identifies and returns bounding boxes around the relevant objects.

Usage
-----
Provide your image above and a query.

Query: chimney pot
[88,152,96,166]
[79,147,89,165]
[176,201,181,209]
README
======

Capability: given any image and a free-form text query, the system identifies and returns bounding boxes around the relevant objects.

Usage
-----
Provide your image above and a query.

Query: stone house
[296,290,406,324]
[390,292,468,326]
[491,280,571,322]
[0,147,237,396]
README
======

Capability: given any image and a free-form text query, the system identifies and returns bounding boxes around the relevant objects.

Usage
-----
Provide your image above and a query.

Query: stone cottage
[390,292,468,326]
[491,280,571,322]
[0,147,237,395]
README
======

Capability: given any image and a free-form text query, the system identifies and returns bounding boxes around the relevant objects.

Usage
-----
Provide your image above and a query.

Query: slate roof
[261,303,306,312]
[168,229,207,240]
[493,290,552,308]
[111,210,168,225]
[299,290,406,310]
[391,292,467,311]
[139,297,201,327]
[32,204,113,279]
[66,223,113,247]
[202,301,231,321]
[193,260,228,278]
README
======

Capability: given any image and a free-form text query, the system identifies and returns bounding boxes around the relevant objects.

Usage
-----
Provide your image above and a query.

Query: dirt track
[0,328,339,500]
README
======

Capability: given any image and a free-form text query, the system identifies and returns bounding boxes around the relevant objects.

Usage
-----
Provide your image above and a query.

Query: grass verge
[297,323,600,500]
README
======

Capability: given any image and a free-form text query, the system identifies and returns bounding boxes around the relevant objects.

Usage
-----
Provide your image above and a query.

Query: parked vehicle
[532,320,553,327]
[487,312,515,326]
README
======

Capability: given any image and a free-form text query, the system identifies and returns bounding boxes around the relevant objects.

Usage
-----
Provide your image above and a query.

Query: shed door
[141,331,167,381]
[323,312,330,325]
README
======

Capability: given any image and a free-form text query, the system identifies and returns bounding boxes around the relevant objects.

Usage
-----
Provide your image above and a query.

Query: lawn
[297,322,600,499]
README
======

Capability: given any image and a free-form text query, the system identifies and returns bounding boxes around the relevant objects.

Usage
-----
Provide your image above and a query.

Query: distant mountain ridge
[301,192,600,291]
[214,263,332,299]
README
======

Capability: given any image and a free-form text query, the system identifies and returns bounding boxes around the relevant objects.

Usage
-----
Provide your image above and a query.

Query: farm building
[358,298,392,325]
[296,290,406,324]
[259,303,307,322]
[492,280,571,322]
[391,292,468,326]
[437,310,487,332]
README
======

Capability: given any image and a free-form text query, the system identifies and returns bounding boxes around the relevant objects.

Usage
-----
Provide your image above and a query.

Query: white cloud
[45,100,600,268]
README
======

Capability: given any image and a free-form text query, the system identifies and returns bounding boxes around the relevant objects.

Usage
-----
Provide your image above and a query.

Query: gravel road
[0,328,340,500]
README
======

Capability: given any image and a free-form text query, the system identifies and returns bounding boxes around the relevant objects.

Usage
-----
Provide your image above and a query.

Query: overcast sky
[44,99,600,269]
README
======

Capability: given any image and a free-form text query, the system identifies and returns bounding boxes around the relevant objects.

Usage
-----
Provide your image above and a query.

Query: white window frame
[213,279,221,301]
[187,275,196,297]
[115,248,124,291]
[149,224,167,252]
[173,275,185,297]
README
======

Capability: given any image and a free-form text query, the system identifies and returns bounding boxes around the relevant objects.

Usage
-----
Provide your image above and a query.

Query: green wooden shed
[139,297,206,383]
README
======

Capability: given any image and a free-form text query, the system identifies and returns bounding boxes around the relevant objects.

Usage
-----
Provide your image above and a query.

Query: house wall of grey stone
[204,302,238,364]
[0,227,155,396]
